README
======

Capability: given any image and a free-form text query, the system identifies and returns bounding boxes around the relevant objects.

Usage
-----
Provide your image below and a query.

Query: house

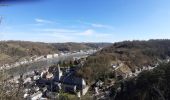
[30,91,43,100]
[59,52,65,56]
[41,70,48,78]
[4,64,10,68]
[148,66,154,70]
[47,82,61,92]
[94,87,99,94]
[61,75,88,95]
[95,80,104,88]
[44,54,53,59]
[62,84,77,93]
[31,55,38,61]
[46,73,53,79]
[34,56,44,61]
[53,54,59,58]
[14,62,20,66]
[135,68,141,74]
[115,70,128,80]
[128,71,133,77]
[24,93,29,99]
[112,64,117,69]
[45,91,57,99]
[23,77,32,84]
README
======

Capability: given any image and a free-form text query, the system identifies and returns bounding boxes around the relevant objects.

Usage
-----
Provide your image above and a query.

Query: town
[0,49,98,70]
[1,49,98,99]
[1,0,170,99]
[2,47,169,100]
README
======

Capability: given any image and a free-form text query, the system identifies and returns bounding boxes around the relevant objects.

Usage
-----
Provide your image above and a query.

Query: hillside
[0,41,111,66]
[112,62,170,100]
[51,42,111,52]
[76,39,170,83]
[0,41,56,66]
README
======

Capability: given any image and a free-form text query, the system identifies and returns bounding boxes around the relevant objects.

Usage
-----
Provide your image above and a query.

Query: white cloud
[38,28,77,33]
[0,26,113,42]
[36,28,111,38]
[91,23,113,29]
[79,29,95,36]
[35,18,55,24]
[77,20,113,29]
[42,33,75,42]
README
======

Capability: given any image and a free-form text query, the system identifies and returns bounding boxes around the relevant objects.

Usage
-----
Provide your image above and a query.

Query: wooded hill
[76,39,170,83]
[0,41,111,66]
[113,62,170,100]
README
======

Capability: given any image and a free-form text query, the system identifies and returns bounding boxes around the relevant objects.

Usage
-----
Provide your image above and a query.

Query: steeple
[56,64,62,81]
[57,64,61,72]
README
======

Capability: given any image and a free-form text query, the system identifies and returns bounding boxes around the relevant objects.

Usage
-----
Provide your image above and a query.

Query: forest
[113,62,170,100]
[76,39,170,83]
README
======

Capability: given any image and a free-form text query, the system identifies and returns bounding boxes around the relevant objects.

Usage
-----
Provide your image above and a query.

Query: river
[5,51,96,77]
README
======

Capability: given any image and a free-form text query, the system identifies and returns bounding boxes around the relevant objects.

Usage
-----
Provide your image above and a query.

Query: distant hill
[76,39,170,83]
[0,41,111,66]
[51,42,111,52]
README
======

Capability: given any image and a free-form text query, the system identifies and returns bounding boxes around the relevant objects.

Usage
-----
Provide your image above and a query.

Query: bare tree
[0,67,24,100]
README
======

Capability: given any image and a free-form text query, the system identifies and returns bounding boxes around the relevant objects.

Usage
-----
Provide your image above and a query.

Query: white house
[46,54,53,59]
[112,64,117,69]
[30,91,43,100]
[53,54,59,58]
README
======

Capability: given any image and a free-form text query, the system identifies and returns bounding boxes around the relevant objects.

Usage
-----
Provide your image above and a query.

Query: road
[5,51,96,77]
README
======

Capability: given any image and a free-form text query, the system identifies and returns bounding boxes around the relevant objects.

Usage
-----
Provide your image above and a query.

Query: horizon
[0,0,170,42]
[1,39,170,44]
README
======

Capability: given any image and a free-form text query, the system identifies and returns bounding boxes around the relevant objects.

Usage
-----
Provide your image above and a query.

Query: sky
[0,0,170,43]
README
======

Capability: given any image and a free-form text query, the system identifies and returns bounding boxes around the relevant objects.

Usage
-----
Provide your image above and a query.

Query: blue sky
[0,0,170,43]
